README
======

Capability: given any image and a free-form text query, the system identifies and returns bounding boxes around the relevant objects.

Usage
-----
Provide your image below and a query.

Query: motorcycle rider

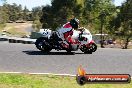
[55,18,79,49]
[78,27,85,41]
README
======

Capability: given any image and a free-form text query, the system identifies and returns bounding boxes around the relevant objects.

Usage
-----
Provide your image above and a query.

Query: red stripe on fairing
[63,23,72,28]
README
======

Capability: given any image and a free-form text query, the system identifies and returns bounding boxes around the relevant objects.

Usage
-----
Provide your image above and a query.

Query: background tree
[31,6,43,31]
[0,0,7,31]
[0,3,10,23]
[109,0,132,49]
[17,4,23,20]
[32,6,43,21]
[82,0,115,33]
[40,0,82,30]
[8,3,19,22]
[22,6,29,21]
[40,5,53,29]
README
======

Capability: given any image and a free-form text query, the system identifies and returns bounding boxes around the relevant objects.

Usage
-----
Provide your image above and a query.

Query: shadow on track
[22,50,77,55]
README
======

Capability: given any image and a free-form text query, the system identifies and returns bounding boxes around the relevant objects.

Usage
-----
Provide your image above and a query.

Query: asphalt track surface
[0,42,132,75]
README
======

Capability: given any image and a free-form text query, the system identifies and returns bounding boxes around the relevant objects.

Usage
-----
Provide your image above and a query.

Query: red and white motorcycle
[35,28,97,54]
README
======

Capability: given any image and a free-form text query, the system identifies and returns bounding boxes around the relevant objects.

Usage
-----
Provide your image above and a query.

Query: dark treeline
[0,3,42,23]
[41,0,116,31]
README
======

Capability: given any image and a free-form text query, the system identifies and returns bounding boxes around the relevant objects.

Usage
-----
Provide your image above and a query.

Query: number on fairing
[43,29,48,35]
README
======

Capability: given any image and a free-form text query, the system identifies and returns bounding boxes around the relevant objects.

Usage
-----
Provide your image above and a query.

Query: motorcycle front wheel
[80,46,93,54]
[91,43,97,52]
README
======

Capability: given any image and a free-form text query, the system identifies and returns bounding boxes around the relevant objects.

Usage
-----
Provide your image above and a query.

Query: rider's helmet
[70,18,79,29]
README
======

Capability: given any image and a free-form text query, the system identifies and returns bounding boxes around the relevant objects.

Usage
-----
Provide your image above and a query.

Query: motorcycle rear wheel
[35,37,52,52]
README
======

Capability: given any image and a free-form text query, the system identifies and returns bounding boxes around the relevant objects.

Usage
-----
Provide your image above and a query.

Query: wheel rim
[91,43,97,52]
[37,41,45,50]
[36,40,47,51]
[81,46,92,53]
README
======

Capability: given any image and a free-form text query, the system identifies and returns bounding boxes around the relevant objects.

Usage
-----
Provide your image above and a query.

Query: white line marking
[0,72,76,77]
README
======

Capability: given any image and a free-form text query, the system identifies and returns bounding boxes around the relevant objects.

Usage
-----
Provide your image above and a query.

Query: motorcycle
[35,28,97,54]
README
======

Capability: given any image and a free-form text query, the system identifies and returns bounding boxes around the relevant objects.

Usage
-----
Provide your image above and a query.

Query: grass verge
[7,27,27,37]
[0,73,131,88]
[0,23,6,33]
[1,23,31,37]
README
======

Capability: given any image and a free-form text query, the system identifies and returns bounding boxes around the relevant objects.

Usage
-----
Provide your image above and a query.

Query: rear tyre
[66,49,72,53]
[35,37,52,52]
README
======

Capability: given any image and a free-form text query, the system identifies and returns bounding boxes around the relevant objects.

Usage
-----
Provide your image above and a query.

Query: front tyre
[35,37,52,52]
[91,43,97,52]
[80,46,92,54]
[84,49,92,54]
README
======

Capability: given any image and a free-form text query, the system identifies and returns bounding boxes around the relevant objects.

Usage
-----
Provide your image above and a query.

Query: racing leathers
[56,22,73,48]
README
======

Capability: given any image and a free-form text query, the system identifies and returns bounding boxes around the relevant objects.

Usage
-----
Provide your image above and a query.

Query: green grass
[0,74,131,88]
[0,24,6,33]
[7,27,26,37]
[0,22,34,37]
